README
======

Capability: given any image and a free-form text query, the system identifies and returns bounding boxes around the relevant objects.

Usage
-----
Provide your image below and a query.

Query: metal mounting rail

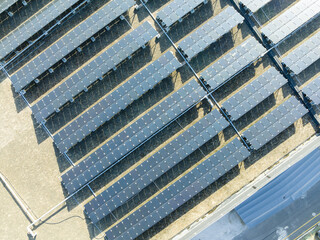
[229,0,320,128]
[139,0,252,150]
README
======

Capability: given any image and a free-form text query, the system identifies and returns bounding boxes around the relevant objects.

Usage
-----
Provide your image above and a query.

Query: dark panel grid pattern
[105,138,250,240]
[201,37,266,91]
[61,79,207,194]
[239,0,271,13]
[302,76,320,105]
[282,30,320,75]
[0,0,81,59]
[53,51,182,152]
[84,109,229,224]
[31,21,158,123]
[10,0,136,92]
[243,97,308,150]
[178,6,244,61]
[261,0,320,44]
[222,67,287,121]
[156,0,208,31]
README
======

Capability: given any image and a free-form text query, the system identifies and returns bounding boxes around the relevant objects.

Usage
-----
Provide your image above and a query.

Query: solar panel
[261,0,320,44]
[222,67,287,121]
[0,0,19,15]
[178,6,244,60]
[156,0,208,31]
[53,51,182,152]
[61,79,206,194]
[84,109,229,223]
[201,37,265,90]
[105,138,250,240]
[0,0,82,60]
[302,76,320,105]
[10,0,136,93]
[240,0,271,13]
[31,21,158,123]
[243,97,308,150]
[282,31,320,75]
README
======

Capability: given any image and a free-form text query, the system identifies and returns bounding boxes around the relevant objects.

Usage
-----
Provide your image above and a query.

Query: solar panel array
[282,31,320,75]
[0,0,81,60]
[31,21,158,123]
[201,37,266,90]
[240,0,271,13]
[61,79,207,194]
[10,0,136,93]
[243,97,308,150]
[105,138,250,240]
[0,0,19,15]
[261,0,320,44]
[302,76,320,105]
[156,0,208,31]
[222,67,287,121]
[84,109,229,224]
[53,51,182,152]
[178,6,244,60]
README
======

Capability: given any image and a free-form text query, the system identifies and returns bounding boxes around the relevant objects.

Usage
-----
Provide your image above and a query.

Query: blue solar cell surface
[178,6,243,60]
[282,31,320,75]
[61,79,206,194]
[243,97,308,150]
[201,37,266,91]
[10,0,136,92]
[53,51,181,152]
[0,0,81,60]
[84,109,229,224]
[105,138,250,240]
[302,76,320,105]
[222,67,287,121]
[240,0,271,13]
[31,21,158,123]
[261,0,320,43]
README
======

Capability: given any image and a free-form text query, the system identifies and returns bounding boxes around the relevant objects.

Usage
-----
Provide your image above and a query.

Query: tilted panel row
[61,79,207,194]
[53,51,182,152]
[302,76,320,105]
[282,31,320,75]
[11,0,136,92]
[222,67,287,121]
[84,109,229,224]
[178,6,244,60]
[201,37,265,91]
[156,0,208,31]
[31,21,158,123]
[239,0,271,13]
[261,0,320,44]
[0,0,19,15]
[0,0,81,59]
[105,139,250,240]
[243,97,308,150]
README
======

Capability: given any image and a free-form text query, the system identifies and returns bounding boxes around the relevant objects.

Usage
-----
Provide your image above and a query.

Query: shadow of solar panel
[61,79,206,194]
[302,76,320,105]
[84,109,229,224]
[177,6,243,60]
[0,0,82,60]
[53,51,181,152]
[156,0,208,31]
[282,31,320,75]
[201,37,265,91]
[31,21,158,123]
[222,67,287,121]
[240,0,271,13]
[243,97,308,150]
[10,0,136,92]
[261,0,320,43]
[105,139,250,240]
